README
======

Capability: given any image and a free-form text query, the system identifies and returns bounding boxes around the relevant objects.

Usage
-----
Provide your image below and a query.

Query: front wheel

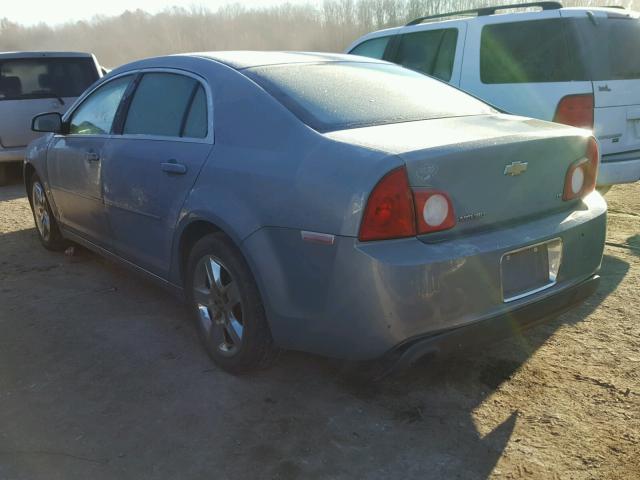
[185,233,276,373]
[30,174,66,250]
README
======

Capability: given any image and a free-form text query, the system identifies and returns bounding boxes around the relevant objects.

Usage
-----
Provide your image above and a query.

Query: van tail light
[359,167,416,241]
[359,167,457,241]
[553,94,594,129]
[413,190,456,234]
[563,137,599,201]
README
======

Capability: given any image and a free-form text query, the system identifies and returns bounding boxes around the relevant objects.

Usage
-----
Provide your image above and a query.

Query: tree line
[0,0,635,68]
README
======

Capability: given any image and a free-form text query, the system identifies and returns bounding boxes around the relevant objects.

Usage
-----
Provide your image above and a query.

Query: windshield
[573,17,640,81]
[0,57,98,101]
[245,62,495,132]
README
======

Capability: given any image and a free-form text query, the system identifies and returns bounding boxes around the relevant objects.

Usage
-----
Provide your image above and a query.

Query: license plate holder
[501,239,563,303]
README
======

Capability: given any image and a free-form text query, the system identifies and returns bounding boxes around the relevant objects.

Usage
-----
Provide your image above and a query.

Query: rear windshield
[0,57,98,101]
[245,62,494,132]
[572,17,640,81]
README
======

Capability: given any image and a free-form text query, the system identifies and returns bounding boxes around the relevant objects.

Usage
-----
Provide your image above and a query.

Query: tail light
[563,137,599,201]
[359,167,456,241]
[359,167,416,241]
[413,190,456,234]
[553,94,594,129]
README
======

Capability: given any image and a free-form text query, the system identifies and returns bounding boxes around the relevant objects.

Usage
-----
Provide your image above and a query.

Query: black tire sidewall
[185,233,273,373]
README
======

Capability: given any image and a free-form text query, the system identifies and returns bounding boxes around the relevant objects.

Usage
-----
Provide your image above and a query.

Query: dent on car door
[46,75,133,246]
[102,71,213,278]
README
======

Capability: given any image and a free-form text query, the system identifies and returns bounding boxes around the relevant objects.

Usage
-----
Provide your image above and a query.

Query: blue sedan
[25,52,606,373]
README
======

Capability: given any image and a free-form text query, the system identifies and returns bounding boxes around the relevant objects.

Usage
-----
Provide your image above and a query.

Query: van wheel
[185,233,276,373]
[30,174,66,250]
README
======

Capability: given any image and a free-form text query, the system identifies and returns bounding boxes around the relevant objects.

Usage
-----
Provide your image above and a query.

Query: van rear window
[480,19,587,84]
[573,17,640,81]
[0,57,98,101]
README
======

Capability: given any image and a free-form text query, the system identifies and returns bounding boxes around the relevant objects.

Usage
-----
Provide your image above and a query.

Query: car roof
[186,51,388,70]
[349,6,638,45]
[0,51,94,60]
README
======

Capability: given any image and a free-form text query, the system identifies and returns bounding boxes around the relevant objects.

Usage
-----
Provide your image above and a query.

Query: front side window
[349,37,390,60]
[0,57,99,101]
[69,75,132,135]
[124,73,206,138]
[480,19,586,84]
[394,28,459,82]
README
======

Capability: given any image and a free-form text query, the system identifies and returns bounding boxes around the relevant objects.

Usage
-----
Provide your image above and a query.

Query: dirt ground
[0,176,638,480]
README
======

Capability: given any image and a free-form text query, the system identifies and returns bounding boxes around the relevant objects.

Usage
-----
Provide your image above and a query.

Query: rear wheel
[30,174,66,250]
[185,233,275,373]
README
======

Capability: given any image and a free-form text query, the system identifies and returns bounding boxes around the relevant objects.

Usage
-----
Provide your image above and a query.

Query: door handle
[161,160,187,174]
[85,152,100,162]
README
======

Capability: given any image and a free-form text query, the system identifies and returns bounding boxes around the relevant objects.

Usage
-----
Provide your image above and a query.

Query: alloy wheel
[193,255,245,356]
[32,181,51,242]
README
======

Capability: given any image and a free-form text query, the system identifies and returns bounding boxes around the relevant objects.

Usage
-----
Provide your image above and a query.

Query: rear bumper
[243,192,607,361]
[387,274,600,371]
[598,153,640,186]
[0,147,26,164]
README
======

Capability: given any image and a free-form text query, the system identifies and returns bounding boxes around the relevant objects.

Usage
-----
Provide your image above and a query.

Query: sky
[2,0,318,26]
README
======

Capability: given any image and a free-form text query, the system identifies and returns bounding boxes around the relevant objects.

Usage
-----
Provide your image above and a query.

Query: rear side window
[182,85,208,138]
[124,73,207,138]
[349,37,390,60]
[480,19,586,84]
[0,57,99,101]
[394,28,458,82]
[69,76,132,135]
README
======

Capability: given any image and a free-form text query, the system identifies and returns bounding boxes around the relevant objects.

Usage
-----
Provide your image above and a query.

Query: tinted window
[481,19,586,84]
[124,73,198,137]
[182,85,208,138]
[246,62,494,132]
[572,18,640,81]
[69,76,132,135]
[350,37,390,60]
[0,57,98,101]
[394,29,458,82]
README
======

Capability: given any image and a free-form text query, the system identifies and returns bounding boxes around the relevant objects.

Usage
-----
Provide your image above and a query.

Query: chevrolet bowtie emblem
[504,161,528,176]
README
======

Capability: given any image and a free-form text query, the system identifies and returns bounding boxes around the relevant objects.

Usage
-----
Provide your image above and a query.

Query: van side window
[393,29,458,82]
[481,19,586,84]
[124,73,200,138]
[349,37,390,60]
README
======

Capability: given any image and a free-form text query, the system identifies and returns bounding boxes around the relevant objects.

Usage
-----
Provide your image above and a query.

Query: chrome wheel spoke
[225,315,243,346]
[205,258,224,296]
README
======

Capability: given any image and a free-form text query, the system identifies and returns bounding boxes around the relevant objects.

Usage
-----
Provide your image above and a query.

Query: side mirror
[32,112,63,134]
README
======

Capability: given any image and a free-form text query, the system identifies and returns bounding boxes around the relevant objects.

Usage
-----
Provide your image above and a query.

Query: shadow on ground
[0,219,630,479]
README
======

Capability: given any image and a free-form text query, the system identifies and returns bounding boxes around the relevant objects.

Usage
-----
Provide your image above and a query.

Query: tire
[29,173,66,251]
[185,233,276,373]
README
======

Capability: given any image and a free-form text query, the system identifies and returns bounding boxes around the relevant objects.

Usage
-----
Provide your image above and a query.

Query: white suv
[347,2,640,190]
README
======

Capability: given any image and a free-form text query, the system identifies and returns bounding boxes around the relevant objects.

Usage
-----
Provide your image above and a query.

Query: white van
[0,52,102,184]
[347,2,640,190]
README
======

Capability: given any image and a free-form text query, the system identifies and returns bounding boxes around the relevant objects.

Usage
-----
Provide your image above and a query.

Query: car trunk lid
[0,97,69,148]
[327,114,592,237]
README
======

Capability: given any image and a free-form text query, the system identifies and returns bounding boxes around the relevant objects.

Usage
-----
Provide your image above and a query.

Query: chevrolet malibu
[24,52,606,373]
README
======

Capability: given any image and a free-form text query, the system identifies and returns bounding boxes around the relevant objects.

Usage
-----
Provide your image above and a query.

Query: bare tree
[0,0,636,67]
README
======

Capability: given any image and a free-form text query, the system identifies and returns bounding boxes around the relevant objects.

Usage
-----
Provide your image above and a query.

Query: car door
[102,70,213,278]
[460,12,593,121]
[47,75,134,247]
